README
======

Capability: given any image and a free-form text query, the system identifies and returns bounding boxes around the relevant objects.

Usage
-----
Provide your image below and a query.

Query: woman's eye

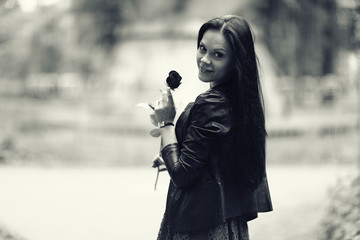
[199,45,206,52]
[214,52,223,58]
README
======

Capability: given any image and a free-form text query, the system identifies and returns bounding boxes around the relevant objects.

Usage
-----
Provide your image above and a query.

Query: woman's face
[196,29,234,87]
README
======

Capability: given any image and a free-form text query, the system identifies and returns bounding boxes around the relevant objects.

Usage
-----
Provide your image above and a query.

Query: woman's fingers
[154,88,175,123]
[158,88,174,108]
[161,89,168,106]
[166,88,175,106]
[155,99,162,109]
[150,113,158,126]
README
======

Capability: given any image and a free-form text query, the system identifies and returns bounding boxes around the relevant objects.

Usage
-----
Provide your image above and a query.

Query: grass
[319,175,360,240]
[267,132,358,165]
[0,95,358,167]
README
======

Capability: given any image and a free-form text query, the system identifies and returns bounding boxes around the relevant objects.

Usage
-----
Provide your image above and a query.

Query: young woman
[154,15,272,240]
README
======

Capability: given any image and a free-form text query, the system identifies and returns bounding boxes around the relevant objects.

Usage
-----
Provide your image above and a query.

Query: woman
[154,15,272,240]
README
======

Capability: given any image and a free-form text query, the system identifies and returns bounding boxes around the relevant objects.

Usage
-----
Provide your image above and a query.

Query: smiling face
[196,29,234,87]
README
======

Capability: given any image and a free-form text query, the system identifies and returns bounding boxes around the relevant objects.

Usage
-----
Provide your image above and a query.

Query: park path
[0,164,355,240]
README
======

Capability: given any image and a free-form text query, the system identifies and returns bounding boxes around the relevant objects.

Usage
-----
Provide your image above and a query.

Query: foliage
[0,3,29,79]
[0,0,19,13]
[253,0,349,77]
[319,175,360,240]
[72,0,123,52]
[0,0,190,86]
[0,223,23,240]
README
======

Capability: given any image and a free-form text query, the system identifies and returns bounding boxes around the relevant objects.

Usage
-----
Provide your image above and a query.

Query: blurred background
[0,0,359,239]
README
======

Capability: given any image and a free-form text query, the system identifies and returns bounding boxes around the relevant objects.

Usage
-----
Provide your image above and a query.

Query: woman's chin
[198,77,210,84]
[198,72,212,83]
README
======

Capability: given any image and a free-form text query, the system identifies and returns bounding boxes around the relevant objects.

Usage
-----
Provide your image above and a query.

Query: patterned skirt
[157,214,249,240]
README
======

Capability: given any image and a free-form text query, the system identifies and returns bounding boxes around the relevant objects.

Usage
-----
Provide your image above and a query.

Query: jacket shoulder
[195,88,229,106]
[191,88,232,137]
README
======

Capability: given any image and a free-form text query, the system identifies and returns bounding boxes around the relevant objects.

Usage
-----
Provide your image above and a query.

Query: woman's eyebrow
[215,48,227,52]
[212,47,228,53]
[199,41,228,52]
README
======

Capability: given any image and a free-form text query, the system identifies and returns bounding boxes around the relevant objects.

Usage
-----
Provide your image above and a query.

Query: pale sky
[17,0,70,12]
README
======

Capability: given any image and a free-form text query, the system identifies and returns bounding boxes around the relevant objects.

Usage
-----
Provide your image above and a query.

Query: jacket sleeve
[161,90,232,188]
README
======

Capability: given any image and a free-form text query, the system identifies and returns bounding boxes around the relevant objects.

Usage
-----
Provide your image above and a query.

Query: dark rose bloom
[166,70,182,90]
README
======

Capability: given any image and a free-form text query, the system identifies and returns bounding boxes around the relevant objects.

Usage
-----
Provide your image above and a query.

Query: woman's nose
[200,54,211,65]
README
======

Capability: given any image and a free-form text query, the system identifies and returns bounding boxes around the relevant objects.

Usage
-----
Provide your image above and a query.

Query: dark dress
[157,183,250,240]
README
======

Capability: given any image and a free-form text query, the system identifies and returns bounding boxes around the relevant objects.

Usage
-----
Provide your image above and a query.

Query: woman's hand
[154,88,176,124]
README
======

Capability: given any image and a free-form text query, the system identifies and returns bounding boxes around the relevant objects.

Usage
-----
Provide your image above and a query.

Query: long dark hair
[197,15,266,190]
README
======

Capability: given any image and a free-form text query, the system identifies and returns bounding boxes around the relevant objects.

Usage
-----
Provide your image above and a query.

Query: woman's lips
[199,66,212,73]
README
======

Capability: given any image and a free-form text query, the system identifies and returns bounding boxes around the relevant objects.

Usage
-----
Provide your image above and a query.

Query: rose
[166,70,182,90]
[136,70,182,190]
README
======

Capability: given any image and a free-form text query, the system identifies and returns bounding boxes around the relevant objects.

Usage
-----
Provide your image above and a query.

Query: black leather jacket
[161,83,272,233]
